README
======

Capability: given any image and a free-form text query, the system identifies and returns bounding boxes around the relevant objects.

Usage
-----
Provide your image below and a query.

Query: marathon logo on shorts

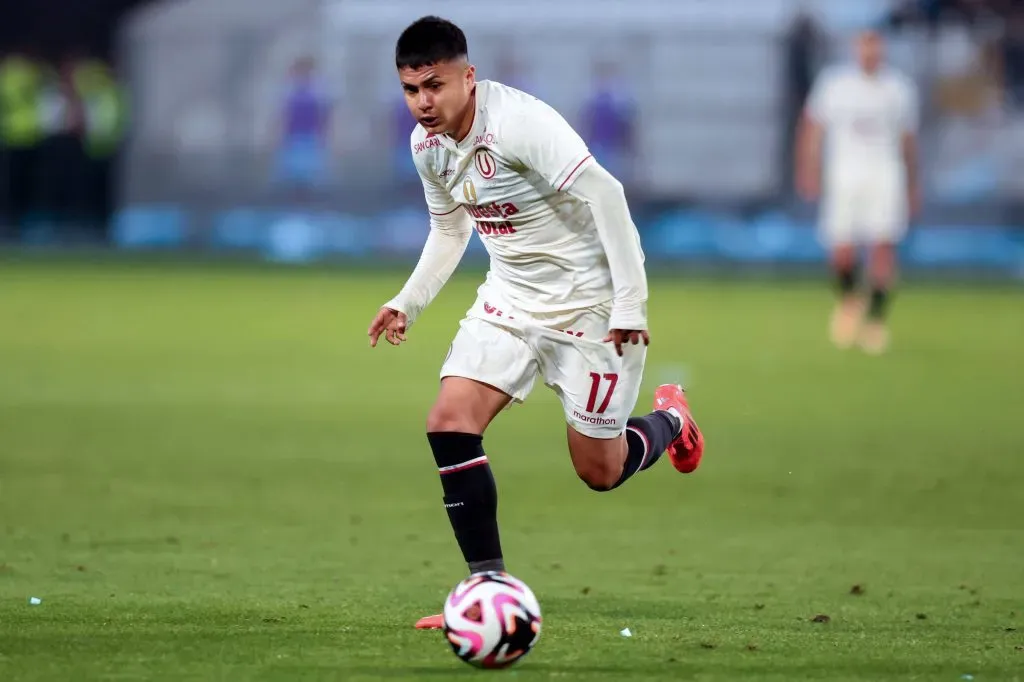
[468,202,519,236]
[572,410,618,426]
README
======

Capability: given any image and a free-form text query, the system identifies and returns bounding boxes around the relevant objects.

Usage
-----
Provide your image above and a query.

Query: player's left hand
[603,329,650,357]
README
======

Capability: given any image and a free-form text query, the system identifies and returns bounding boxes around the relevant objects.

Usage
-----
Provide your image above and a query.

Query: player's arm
[565,163,648,336]
[900,79,921,217]
[902,129,919,216]
[795,110,823,200]
[503,102,648,353]
[796,72,829,201]
[369,169,473,347]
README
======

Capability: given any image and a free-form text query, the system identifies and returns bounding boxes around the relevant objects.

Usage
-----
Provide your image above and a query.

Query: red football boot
[414,613,444,630]
[653,384,705,473]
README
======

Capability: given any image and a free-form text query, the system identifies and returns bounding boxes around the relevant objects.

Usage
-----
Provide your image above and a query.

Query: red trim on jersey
[429,206,462,216]
[557,155,593,191]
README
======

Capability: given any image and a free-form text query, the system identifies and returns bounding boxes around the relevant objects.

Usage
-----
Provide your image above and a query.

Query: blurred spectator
[272,56,333,199]
[35,54,89,237]
[578,60,636,185]
[75,56,127,235]
[929,16,1005,203]
[933,29,1003,115]
[0,47,46,239]
[886,0,1013,30]
[997,2,1024,107]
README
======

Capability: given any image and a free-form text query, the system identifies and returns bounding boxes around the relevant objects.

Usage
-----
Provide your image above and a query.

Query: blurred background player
[796,29,920,354]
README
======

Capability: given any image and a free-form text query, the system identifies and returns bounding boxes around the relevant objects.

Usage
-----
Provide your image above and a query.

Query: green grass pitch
[1,258,1022,681]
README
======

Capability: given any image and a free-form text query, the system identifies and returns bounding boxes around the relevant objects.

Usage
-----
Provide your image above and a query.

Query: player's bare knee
[426,400,477,434]
[832,246,857,271]
[566,429,627,491]
[427,377,512,435]
[868,243,896,281]
[568,442,624,491]
[574,457,623,492]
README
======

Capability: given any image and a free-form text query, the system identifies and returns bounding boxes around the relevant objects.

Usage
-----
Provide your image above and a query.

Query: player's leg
[429,317,537,572]
[821,185,864,348]
[860,241,896,353]
[427,375,512,573]
[416,317,538,630]
[540,326,703,491]
[564,383,703,491]
[829,242,863,348]
[858,181,907,354]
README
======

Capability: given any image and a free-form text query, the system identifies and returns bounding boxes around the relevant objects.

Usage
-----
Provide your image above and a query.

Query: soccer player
[366,16,706,630]
[796,29,919,354]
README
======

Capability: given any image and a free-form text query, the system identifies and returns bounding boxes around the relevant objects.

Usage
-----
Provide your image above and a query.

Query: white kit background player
[365,16,706,630]
[796,29,920,354]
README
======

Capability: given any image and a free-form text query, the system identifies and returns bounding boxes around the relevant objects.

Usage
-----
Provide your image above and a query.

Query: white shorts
[820,176,908,248]
[440,285,646,439]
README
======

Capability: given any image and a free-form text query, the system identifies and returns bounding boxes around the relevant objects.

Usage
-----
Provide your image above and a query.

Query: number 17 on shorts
[585,372,619,414]
[558,347,645,439]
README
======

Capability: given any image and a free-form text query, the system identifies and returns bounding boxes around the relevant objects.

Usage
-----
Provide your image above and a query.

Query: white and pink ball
[442,571,542,668]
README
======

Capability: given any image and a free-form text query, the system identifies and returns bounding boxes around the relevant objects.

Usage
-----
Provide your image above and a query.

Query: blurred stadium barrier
[83,1,1024,274]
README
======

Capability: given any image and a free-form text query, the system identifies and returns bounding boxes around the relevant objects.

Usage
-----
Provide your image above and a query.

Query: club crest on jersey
[474,148,497,179]
[462,177,478,204]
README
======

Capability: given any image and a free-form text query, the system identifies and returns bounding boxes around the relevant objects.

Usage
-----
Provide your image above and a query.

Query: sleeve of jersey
[505,103,594,192]
[565,163,648,330]
[381,176,473,327]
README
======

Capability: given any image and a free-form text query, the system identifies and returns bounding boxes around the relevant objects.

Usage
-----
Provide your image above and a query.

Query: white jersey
[807,64,918,187]
[410,80,610,313]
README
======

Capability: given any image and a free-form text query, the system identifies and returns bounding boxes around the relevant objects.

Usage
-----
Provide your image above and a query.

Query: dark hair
[395,16,468,70]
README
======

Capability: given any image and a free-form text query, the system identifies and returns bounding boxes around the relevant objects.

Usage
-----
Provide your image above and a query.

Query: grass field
[1,258,1022,681]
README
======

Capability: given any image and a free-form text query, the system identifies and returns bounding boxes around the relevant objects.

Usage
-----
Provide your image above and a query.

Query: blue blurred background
[3,0,1024,277]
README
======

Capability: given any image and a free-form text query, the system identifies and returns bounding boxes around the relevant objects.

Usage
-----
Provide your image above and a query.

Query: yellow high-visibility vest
[0,55,43,147]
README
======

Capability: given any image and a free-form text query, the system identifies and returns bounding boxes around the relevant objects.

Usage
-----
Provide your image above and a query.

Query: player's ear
[464,63,476,88]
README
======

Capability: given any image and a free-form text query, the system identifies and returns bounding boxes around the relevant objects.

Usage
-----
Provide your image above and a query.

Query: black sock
[605,411,681,490]
[837,264,860,296]
[867,287,890,321]
[427,432,504,573]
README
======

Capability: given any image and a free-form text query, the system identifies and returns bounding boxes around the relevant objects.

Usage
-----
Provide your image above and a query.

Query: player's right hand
[368,307,409,347]
[603,329,650,357]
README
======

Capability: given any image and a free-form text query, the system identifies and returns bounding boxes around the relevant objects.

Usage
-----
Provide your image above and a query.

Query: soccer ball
[442,571,542,668]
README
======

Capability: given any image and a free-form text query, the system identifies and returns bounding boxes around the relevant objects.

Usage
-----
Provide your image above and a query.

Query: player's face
[398,59,475,136]
[856,32,884,73]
